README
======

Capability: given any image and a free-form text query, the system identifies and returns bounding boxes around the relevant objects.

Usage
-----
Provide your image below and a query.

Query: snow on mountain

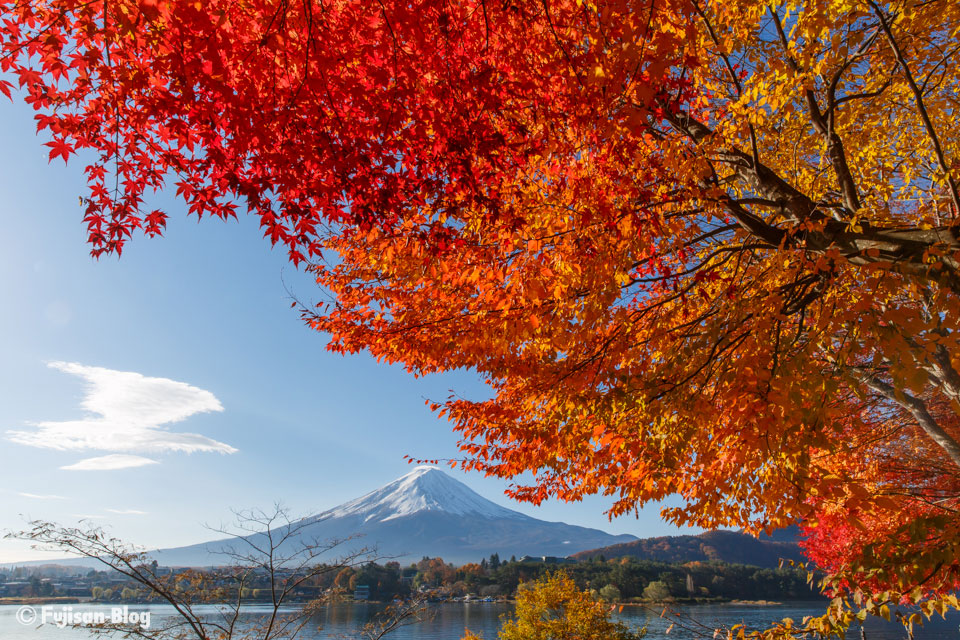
[319,465,526,523]
[141,466,640,566]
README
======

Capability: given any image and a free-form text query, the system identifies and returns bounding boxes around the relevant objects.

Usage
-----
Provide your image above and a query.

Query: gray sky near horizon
[0,96,700,564]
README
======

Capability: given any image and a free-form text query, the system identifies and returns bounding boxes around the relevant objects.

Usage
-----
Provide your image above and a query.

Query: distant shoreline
[0,597,824,608]
[0,597,81,605]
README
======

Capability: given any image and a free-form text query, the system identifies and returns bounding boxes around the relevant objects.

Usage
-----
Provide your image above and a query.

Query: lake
[1,601,957,639]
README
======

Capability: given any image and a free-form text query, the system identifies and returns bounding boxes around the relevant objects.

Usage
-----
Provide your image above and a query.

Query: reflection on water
[1,601,957,639]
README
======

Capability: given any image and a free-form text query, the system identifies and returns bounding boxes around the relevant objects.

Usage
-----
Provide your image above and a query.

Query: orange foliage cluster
[4,0,960,633]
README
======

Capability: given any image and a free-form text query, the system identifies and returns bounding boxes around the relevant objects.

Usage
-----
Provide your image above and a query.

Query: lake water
[1,601,957,639]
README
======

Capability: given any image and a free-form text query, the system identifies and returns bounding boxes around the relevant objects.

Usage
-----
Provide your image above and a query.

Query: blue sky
[0,96,699,563]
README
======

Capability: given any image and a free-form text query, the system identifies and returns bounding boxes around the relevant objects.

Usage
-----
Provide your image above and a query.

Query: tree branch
[855,370,960,468]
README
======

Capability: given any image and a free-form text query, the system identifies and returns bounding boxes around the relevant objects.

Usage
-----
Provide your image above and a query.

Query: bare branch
[5,505,399,640]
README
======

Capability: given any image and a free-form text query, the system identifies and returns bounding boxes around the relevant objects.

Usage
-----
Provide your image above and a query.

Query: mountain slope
[152,466,637,566]
[569,528,804,568]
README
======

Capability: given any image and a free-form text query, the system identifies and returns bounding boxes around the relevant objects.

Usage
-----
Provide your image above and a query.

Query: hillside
[570,528,804,569]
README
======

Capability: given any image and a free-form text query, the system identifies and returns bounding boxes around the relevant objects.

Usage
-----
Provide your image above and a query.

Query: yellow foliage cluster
[461,572,644,640]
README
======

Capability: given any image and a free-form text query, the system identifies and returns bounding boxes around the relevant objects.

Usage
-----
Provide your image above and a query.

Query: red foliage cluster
[1,0,691,263]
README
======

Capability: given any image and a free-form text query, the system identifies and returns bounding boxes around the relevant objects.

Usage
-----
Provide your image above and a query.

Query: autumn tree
[495,572,644,640]
[3,0,960,634]
[306,4,960,630]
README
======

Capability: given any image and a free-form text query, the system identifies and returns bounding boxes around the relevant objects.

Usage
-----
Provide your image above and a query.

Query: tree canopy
[497,571,644,640]
[3,0,960,634]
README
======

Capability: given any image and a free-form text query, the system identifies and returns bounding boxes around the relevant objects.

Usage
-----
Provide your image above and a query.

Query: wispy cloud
[18,492,66,500]
[60,454,160,471]
[105,508,148,515]
[7,362,237,468]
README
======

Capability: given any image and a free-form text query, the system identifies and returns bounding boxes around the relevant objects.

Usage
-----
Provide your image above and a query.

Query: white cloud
[7,362,237,462]
[18,492,66,500]
[105,508,148,515]
[60,454,160,471]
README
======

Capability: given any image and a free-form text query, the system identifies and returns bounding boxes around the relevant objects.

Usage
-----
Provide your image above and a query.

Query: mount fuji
[151,466,638,566]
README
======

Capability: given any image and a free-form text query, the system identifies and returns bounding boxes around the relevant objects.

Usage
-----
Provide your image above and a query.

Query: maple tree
[4,0,960,634]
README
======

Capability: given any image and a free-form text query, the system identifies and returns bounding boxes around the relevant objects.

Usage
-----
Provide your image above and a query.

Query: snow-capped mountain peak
[137,466,638,566]
[318,466,526,523]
